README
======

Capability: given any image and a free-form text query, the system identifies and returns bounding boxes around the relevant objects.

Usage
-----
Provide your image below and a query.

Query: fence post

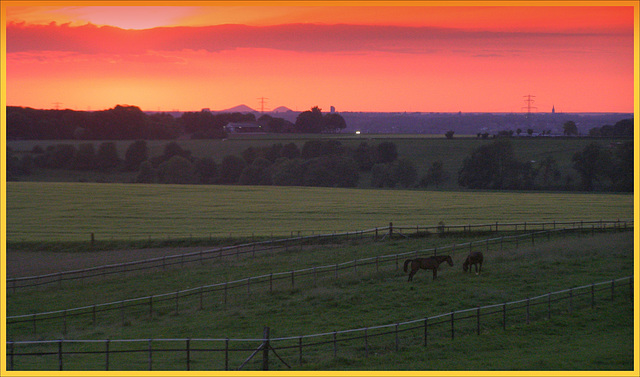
[186,339,191,371]
[389,222,393,239]
[58,340,63,371]
[611,279,615,301]
[225,338,229,371]
[262,327,270,371]
[105,340,110,371]
[547,293,552,320]
[333,331,337,358]
[450,312,455,340]
[148,339,153,371]
[8,341,14,371]
[364,328,369,357]
[476,307,481,335]
[299,336,303,365]
[424,318,428,347]
[526,298,530,324]
[591,283,595,309]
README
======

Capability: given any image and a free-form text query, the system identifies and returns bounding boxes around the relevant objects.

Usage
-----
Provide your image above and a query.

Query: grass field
[5,182,633,242]
[5,231,635,371]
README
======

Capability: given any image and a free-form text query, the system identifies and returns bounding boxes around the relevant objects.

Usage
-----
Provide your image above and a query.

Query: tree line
[6,105,347,140]
[9,137,631,192]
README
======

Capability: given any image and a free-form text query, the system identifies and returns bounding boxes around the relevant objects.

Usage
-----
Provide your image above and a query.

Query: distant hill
[216,104,257,113]
[271,106,294,113]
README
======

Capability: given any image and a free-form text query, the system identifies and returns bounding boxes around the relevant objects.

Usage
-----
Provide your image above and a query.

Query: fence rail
[6,276,633,371]
[7,219,632,292]
[6,222,633,333]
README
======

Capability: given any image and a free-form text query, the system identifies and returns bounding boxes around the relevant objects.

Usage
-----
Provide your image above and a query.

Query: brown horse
[463,251,484,274]
[403,255,453,282]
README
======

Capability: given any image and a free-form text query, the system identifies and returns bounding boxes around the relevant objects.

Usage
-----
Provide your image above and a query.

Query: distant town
[151,104,633,137]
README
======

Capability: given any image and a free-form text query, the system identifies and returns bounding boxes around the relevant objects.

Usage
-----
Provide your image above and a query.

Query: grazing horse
[463,251,484,274]
[403,255,454,282]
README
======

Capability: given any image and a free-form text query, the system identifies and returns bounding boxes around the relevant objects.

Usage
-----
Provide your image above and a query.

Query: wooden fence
[5,223,633,336]
[6,276,633,371]
[7,219,632,292]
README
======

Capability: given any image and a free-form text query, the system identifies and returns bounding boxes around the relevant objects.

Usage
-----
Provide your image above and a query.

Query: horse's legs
[432,268,437,280]
[408,270,416,282]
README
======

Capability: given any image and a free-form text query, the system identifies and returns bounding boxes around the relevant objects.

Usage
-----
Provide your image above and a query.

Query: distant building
[552,105,555,114]
[201,108,211,112]
[224,122,264,134]
[330,106,336,113]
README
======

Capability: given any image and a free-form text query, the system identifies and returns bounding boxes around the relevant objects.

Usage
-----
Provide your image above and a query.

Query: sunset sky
[2,1,638,113]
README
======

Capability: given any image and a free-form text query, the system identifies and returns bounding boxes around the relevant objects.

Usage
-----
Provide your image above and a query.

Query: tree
[352,142,375,171]
[96,142,121,170]
[280,142,300,159]
[375,141,398,163]
[420,160,448,188]
[220,155,247,184]
[272,158,305,186]
[563,121,578,136]
[47,144,76,169]
[194,157,218,184]
[295,106,324,133]
[458,140,528,189]
[391,158,418,188]
[370,163,392,188]
[571,142,609,191]
[609,141,633,192]
[135,161,157,183]
[72,143,96,170]
[123,140,148,171]
[535,156,561,188]
[158,155,197,184]
[323,113,347,133]
[445,130,455,139]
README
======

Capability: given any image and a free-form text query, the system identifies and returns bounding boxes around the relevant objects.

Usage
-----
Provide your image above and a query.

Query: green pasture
[5,231,635,370]
[5,182,633,243]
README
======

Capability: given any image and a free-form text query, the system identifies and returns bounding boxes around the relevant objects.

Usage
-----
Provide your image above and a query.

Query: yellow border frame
[1,1,638,376]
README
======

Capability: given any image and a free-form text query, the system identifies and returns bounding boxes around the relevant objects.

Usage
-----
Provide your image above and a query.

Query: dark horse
[463,251,484,274]
[403,255,453,282]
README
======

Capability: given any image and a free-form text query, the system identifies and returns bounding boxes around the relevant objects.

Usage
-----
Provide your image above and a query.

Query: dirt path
[5,246,215,278]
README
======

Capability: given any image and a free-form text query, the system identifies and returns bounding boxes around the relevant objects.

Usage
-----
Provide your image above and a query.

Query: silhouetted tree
[295,106,324,133]
[72,143,96,170]
[123,140,148,171]
[375,141,398,163]
[571,142,609,190]
[136,161,157,183]
[220,155,246,184]
[194,157,218,184]
[323,113,347,133]
[158,155,197,184]
[420,160,448,188]
[458,140,529,189]
[96,142,121,170]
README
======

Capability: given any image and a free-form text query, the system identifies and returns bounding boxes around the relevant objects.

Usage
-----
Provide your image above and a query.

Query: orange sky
[2,1,637,113]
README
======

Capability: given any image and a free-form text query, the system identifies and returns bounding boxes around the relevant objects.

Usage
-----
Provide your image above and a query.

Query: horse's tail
[403,259,412,273]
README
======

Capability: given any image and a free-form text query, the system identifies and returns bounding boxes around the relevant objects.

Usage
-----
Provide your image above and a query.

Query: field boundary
[6,219,632,291]
[6,276,633,371]
[6,223,633,332]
